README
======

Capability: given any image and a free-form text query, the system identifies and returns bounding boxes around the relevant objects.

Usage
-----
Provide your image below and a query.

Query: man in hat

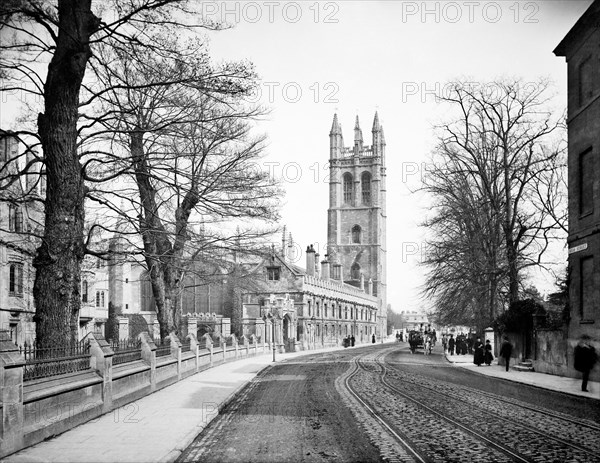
[499,336,513,372]
[574,335,597,392]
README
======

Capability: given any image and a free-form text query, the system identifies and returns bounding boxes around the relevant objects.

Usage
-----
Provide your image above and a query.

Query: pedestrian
[351,334,355,347]
[467,336,474,355]
[473,337,484,366]
[372,333,376,344]
[499,336,513,372]
[484,339,493,365]
[442,334,447,353]
[574,335,597,392]
[448,334,455,355]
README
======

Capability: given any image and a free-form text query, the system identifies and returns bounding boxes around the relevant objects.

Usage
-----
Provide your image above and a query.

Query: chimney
[281,226,287,260]
[360,272,365,291]
[287,232,294,262]
[321,255,330,280]
[306,245,315,276]
[314,253,320,278]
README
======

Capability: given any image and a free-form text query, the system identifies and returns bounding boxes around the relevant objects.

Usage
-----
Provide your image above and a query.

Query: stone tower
[327,112,387,334]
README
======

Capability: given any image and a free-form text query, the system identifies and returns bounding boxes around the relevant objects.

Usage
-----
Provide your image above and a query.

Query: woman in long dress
[473,337,484,366]
[484,339,494,365]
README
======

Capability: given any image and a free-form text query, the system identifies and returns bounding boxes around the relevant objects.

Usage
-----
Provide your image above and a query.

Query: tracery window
[343,173,353,204]
[361,172,371,205]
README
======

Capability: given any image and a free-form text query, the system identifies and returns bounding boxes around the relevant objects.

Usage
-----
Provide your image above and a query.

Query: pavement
[3,339,598,463]
[443,349,600,400]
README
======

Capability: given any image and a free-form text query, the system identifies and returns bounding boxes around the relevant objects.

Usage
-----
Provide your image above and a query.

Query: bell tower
[327,112,387,334]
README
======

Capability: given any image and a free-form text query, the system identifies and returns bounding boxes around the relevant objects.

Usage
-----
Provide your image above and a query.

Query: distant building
[2,112,388,348]
[554,1,600,345]
[0,130,43,346]
[242,238,380,350]
[327,113,388,337]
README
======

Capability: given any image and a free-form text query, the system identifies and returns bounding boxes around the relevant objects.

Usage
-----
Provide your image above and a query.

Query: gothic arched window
[8,204,23,233]
[82,280,88,303]
[352,225,361,244]
[9,262,23,296]
[361,172,371,205]
[343,173,353,204]
[351,263,360,280]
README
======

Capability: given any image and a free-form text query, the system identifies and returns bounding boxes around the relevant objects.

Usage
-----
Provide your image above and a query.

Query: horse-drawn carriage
[408,330,424,353]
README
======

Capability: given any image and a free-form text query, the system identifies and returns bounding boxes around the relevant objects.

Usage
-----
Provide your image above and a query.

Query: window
[580,256,594,320]
[9,263,24,296]
[361,172,371,204]
[580,148,594,216]
[308,300,311,317]
[578,57,595,107]
[267,267,280,281]
[351,263,361,280]
[324,304,328,318]
[0,136,5,162]
[8,204,23,233]
[331,264,341,280]
[96,291,105,308]
[352,225,361,244]
[82,280,88,303]
[96,257,103,269]
[316,302,320,317]
[343,173,353,204]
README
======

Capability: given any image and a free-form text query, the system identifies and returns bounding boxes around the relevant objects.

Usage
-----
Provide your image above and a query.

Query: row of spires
[329,112,385,157]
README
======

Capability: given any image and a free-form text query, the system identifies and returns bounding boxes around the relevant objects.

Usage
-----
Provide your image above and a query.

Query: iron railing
[109,338,142,366]
[19,341,91,382]
[181,339,191,353]
[155,338,171,358]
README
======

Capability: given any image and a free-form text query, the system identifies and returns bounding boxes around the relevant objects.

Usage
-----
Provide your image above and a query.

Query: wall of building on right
[554,0,600,378]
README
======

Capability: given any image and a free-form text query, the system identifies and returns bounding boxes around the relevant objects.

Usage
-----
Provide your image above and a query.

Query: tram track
[341,347,600,463]
[384,358,600,456]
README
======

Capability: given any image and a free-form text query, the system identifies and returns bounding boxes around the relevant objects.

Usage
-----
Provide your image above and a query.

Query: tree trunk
[506,235,519,304]
[32,0,100,350]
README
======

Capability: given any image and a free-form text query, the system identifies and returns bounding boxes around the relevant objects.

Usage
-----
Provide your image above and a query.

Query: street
[178,343,600,463]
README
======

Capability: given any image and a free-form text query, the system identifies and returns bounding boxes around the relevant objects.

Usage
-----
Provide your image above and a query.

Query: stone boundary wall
[0,330,273,458]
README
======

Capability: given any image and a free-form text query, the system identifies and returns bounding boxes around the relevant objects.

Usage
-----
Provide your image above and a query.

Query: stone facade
[554,1,600,378]
[242,248,379,351]
[327,113,387,336]
[0,131,42,346]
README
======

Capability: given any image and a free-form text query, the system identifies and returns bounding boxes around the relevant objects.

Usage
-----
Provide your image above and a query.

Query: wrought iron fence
[109,338,142,366]
[155,338,171,358]
[181,339,191,353]
[197,339,208,350]
[225,337,234,347]
[19,341,91,382]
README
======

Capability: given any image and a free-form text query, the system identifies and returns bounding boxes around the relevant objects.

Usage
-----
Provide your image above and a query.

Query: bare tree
[422,155,506,331]
[0,0,225,349]
[83,37,281,338]
[434,79,566,306]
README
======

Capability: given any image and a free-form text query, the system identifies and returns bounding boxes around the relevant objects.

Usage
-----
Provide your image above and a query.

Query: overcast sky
[200,0,593,312]
[1,1,593,314]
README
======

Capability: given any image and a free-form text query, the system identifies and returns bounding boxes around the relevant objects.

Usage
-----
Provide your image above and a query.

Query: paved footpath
[3,340,598,463]
[444,350,600,400]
